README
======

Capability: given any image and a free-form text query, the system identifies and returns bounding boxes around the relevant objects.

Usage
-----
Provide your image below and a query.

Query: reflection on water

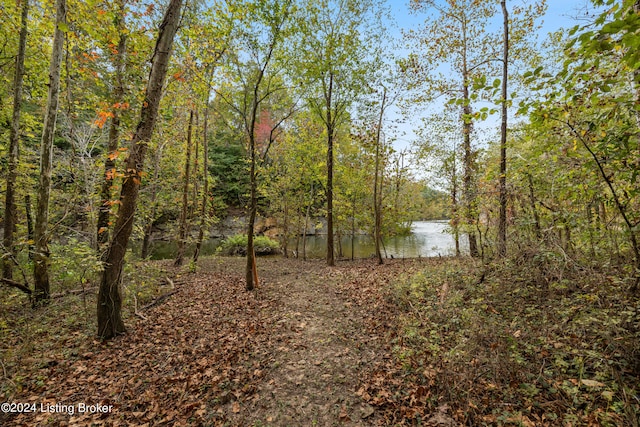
[147,221,464,260]
[290,220,465,259]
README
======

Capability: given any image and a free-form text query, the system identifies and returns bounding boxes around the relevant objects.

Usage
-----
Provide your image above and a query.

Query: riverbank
[1,255,638,425]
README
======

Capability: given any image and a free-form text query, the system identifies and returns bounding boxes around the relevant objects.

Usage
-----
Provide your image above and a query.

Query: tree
[216,0,295,290]
[403,0,501,258]
[174,109,194,266]
[33,0,66,305]
[295,0,385,266]
[2,0,29,281]
[97,0,128,257]
[497,0,509,257]
[373,87,387,264]
[98,0,183,339]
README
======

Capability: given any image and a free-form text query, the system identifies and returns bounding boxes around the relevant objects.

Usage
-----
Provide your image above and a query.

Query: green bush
[216,234,280,256]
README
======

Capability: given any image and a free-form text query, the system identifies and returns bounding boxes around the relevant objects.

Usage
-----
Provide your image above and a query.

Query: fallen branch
[140,290,179,312]
[50,286,98,299]
[0,277,32,295]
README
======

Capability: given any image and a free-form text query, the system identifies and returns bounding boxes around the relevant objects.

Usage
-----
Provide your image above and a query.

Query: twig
[140,290,179,312]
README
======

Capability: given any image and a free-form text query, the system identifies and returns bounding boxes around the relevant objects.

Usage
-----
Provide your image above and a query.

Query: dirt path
[230,258,388,426]
[2,256,422,427]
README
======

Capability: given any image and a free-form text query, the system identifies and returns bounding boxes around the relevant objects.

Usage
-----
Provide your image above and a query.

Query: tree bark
[175,110,194,267]
[497,0,509,257]
[3,0,29,280]
[25,194,34,260]
[97,1,127,257]
[326,72,335,266]
[373,88,387,265]
[451,153,460,257]
[193,99,211,264]
[462,75,478,257]
[33,0,66,305]
[140,145,162,259]
[98,0,183,339]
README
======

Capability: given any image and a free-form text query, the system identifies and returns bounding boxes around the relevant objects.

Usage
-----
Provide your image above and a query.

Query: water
[288,220,463,259]
[147,221,462,260]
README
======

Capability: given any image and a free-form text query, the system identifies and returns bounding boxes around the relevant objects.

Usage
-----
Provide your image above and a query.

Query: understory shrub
[216,234,280,256]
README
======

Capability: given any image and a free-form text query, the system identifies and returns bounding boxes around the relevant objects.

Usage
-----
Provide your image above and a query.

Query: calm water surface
[147,221,463,260]
[290,220,464,259]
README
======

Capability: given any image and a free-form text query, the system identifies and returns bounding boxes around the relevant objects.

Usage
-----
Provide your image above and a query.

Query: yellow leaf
[232,402,240,413]
[581,379,605,387]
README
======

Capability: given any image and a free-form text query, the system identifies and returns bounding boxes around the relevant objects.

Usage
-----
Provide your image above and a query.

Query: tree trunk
[326,73,335,266]
[98,0,183,340]
[97,2,127,257]
[175,110,194,267]
[25,194,34,260]
[351,194,356,261]
[303,188,312,261]
[451,157,460,256]
[193,99,211,264]
[34,0,66,305]
[527,173,541,239]
[245,153,258,290]
[281,196,289,258]
[462,75,478,257]
[140,146,162,259]
[3,0,29,280]
[497,0,509,257]
[373,88,387,265]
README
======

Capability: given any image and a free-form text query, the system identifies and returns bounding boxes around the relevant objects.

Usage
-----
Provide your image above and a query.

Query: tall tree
[497,0,509,257]
[33,0,66,304]
[2,0,29,280]
[97,0,183,339]
[373,87,387,265]
[296,0,384,266]
[174,109,194,267]
[97,0,128,257]
[216,0,294,290]
[404,0,499,257]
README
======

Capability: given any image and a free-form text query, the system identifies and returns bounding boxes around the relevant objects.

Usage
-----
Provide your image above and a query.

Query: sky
[384,0,603,166]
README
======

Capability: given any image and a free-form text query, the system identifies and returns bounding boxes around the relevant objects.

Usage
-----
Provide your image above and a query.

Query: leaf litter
[1,257,424,426]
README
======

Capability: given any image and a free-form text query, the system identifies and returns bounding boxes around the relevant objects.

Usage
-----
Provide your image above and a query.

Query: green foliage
[209,143,250,209]
[50,239,102,290]
[390,257,639,425]
[216,234,280,256]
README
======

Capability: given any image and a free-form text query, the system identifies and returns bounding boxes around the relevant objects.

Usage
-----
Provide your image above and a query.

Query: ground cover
[1,255,638,426]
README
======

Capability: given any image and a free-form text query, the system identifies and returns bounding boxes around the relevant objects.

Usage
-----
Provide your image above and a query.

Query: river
[147,220,462,260]
[289,220,464,259]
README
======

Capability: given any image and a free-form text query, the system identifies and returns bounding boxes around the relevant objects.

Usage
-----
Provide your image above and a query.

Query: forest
[1,0,639,425]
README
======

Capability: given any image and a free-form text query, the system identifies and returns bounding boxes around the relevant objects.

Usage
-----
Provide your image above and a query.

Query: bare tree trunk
[451,158,460,257]
[245,149,258,290]
[140,145,162,259]
[527,173,541,239]
[281,197,289,258]
[34,0,66,305]
[175,110,194,267]
[98,0,183,339]
[373,88,387,265]
[351,194,356,261]
[3,0,29,280]
[497,0,509,257]
[326,73,335,266]
[193,101,211,264]
[97,1,127,257]
[25,195,34,260]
